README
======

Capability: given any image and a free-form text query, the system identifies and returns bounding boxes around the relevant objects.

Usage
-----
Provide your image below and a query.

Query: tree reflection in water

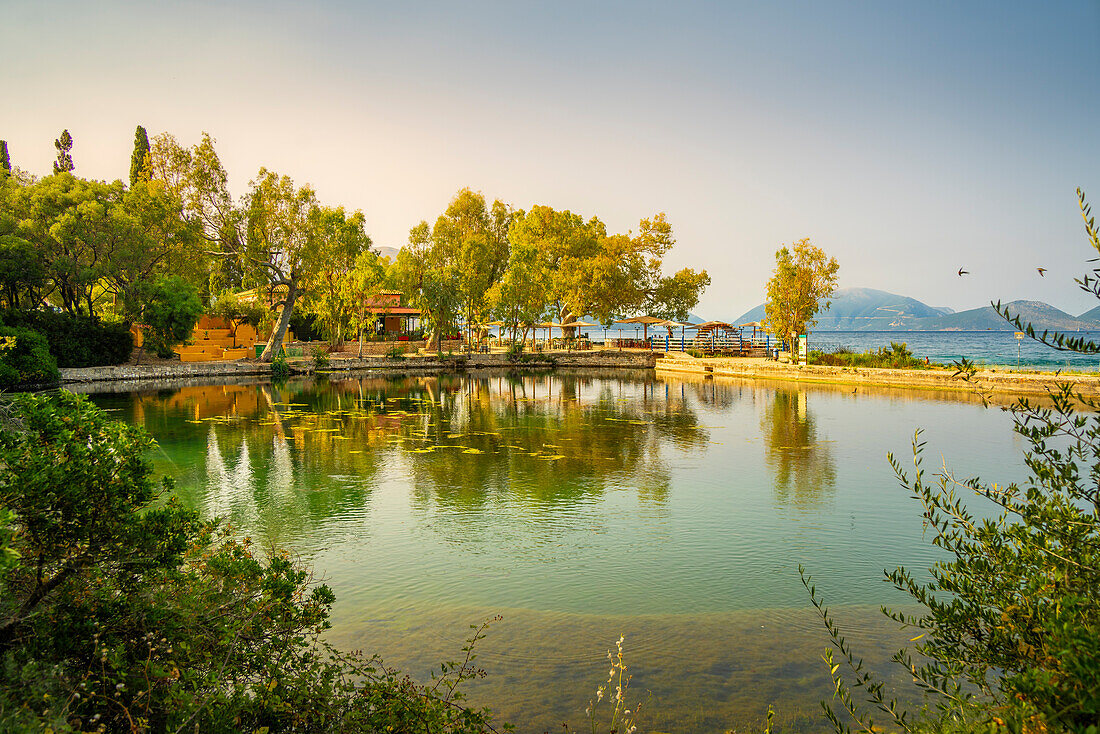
[761,389,837,509]
[94,371,709,545]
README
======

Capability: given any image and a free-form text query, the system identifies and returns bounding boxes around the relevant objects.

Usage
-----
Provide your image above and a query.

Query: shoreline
[55,350,1100,397]
[654,353,1100,396]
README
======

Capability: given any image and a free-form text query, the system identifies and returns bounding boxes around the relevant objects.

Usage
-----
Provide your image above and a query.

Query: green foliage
[52,129,73,174]
[805,195,1100,734]
[1,171,203,316]
[505,342,525,361]
[271,352,291,379]
[809,342,930,369]
[385,344,406,359]
[129,275,204,358]
[0,141,9,177]
[311,344,331,370]
[0,234,47,310]
[128,125,151,187]
[0,326,57,387]
[763,238,840,349]
[0,393,502,733]
[0,309,132,367]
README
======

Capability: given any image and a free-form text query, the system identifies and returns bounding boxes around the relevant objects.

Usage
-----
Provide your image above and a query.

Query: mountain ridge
[731,288,1100,331]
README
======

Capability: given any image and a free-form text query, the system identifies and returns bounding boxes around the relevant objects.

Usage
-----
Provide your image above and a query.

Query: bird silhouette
[1037,267,1047,277]
[958,267,969,276]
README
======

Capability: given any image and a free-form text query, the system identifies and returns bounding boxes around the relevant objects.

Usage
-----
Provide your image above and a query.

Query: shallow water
[88,370,1027,732]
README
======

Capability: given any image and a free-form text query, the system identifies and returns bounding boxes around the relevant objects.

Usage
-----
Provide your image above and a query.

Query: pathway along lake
[88,370,1028,732]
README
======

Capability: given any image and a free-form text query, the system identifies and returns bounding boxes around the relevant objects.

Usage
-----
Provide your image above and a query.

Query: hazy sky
[4,1,1098,318]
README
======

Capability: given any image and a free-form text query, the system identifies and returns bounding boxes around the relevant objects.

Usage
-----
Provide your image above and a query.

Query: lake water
[87,370,1028,732]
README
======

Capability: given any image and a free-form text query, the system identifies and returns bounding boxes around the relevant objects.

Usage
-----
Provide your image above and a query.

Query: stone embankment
[654,353,1100,397]
[59,350,658,386]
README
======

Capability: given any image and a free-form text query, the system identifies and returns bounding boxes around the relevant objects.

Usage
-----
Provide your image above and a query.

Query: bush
[385,344,405,359]
[809,342,930,369]
[0,326,57,387]
[311,344,331,371]
[805,192,1100,734]
[0,392,502,733]
[129,276,204,359]
[271,353,291,380]
[0,309,132,367]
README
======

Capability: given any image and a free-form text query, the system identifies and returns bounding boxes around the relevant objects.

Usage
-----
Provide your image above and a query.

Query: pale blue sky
[3,1,1098,318]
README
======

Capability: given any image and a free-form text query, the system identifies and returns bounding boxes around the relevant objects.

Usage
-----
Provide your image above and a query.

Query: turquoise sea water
[88,371,1027,732]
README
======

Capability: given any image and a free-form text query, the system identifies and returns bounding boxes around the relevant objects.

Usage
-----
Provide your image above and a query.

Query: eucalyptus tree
[506,207,709,334]
[148,131,244,294]
[762,238,839,350]
[430,188,513,338]
[299,206,374,347]
[388,221,462,350]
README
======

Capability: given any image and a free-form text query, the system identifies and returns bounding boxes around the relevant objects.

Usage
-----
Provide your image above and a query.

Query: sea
[806,330,1100,372]
[500,326,1100,372]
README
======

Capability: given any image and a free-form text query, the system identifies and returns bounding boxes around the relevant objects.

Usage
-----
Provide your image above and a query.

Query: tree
[763,238,839,350]
[209,291,268,345]
[242,169,319,361]
[126,275,204,361]
[52,129,73,174]
[804,192,1100,734]
[343,249,387,356]
[388,221,462,351]
[0,141,9,179]
[129,125,151,187]
[299,206,373,347]
[431,188,513,342]
[506,206,709,334]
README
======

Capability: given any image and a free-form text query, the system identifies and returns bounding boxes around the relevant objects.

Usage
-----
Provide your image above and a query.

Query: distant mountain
[732,290,1100,332]
[375,246,400,262]
[733,288,952,330]
[923,300,1098,332]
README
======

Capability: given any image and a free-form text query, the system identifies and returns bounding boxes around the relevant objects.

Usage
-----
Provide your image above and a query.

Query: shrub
[385,345,405,359]
[0,392,501,733]
[804,191,1100,734]
[128,275,204,359]
[311,344,331,371]
[0,326,57,387]
[271,353,291,380]
[505,342,525,362]
[809,342,929,369]
[0,309,132,367]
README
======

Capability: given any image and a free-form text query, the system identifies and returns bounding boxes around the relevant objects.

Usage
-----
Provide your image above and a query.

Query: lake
[87,370,1027,732]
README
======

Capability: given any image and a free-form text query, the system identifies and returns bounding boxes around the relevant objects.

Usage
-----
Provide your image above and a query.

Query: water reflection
[97,371,709,545]
[761,389,837,509]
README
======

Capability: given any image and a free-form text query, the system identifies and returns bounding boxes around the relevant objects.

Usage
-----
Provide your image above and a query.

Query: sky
[3,0,1099,319]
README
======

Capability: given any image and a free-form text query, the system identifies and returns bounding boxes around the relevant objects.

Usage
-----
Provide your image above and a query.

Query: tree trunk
[260,282,297,362]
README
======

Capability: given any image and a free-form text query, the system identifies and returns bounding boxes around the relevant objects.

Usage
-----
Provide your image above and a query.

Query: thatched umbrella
[613,315,667,347]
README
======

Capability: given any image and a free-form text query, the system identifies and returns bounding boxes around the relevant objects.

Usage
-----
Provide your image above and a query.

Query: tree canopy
[763,238,839,348]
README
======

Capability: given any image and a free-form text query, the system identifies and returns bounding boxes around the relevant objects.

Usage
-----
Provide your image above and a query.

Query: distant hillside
[375,246,400,262]
[922,300,1099,331]
[733,288,953,330]
[732,290,1100,332]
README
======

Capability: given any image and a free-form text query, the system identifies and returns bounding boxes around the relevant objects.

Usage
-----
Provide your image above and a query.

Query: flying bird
[958,268,969,276]
[1037,267,1047,277]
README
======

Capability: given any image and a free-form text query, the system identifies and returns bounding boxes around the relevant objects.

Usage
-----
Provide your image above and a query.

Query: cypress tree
[129,125,150,187]
[0,141,9,179]
[53,130,74,174]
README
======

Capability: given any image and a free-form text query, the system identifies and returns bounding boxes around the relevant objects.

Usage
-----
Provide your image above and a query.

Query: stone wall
[655,354,1100,397]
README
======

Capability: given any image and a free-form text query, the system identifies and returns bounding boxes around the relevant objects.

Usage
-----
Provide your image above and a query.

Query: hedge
[0,326,59,387]
[0,310,133,367]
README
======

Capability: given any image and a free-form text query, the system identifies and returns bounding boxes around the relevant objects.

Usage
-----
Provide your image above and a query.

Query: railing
[655,333,770,353]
